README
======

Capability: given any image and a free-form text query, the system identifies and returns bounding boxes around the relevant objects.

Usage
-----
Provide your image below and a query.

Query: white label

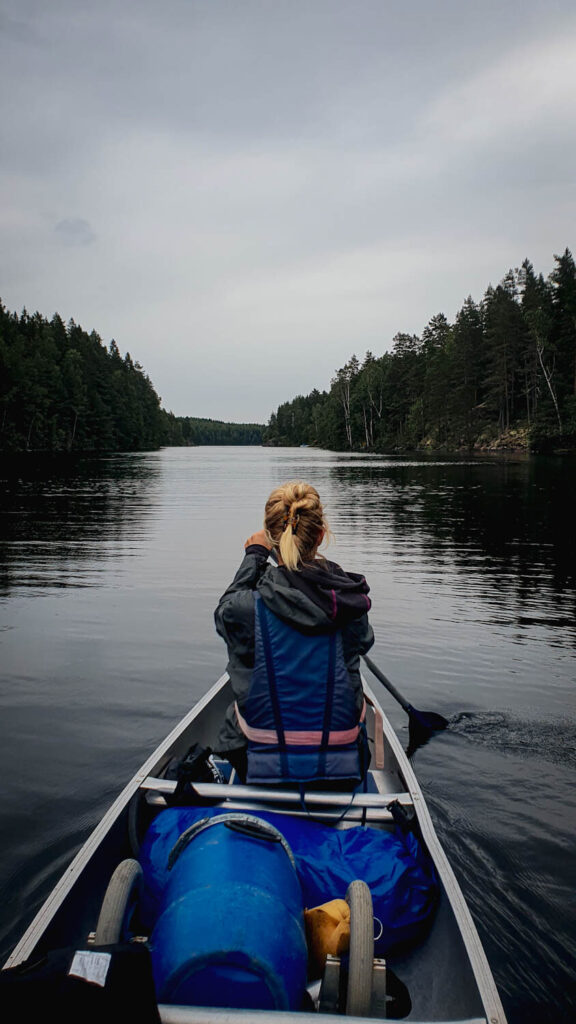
[69,950,112,988]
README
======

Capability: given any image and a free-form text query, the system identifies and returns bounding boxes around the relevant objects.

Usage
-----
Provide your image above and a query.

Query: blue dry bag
[139,807,438,957]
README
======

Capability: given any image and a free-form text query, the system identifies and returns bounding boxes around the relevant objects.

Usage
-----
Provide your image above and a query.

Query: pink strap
[236,700,366,747]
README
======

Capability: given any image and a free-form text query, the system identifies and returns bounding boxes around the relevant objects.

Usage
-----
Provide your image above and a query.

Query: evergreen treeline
[265,251,576,453]
[166,416,264,445]
[0,303,171,451]
[0,303,265,452]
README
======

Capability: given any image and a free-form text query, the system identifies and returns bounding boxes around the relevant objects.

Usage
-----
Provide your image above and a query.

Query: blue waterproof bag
[139,806,438,956]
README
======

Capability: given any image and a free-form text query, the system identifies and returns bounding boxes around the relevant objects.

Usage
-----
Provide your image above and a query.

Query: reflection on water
[0,453,162,596]
[328,457,576,644]
[0,447,575,1022]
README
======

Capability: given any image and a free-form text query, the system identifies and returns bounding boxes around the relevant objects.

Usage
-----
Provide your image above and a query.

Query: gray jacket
[214,545,374,753]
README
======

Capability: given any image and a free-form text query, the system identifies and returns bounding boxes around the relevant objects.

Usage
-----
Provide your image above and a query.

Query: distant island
[0,301,265,452]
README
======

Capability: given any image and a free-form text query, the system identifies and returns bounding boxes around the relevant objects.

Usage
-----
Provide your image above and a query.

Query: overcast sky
[1,1,575,422]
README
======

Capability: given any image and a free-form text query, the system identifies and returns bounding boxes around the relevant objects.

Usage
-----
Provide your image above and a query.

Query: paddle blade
[407,707,449,732]
[406,708,448,757]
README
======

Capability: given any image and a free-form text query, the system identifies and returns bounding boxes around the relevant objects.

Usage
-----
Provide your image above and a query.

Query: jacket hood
[257,558,371,634]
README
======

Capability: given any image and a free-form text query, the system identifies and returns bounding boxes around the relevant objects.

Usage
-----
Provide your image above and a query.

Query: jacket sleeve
[216,545,270,606]
[214,548,271,754]
[342,614,375,714]
[342,614,375,660]
[214,547,270,663]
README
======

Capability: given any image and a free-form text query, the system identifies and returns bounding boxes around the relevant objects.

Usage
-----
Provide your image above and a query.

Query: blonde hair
[264,481,331,571]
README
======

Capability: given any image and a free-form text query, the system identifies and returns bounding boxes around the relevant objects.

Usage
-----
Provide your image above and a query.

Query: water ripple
[450,711,576,769]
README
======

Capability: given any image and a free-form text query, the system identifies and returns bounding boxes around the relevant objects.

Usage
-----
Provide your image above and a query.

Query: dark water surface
[0,447,575,1020]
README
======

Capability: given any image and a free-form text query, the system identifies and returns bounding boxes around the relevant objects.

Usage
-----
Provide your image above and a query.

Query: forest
[170,417,264,445]
[265,251,576,453]
[0,303,263,451]
[0,304,172,451]
[2,249,574,454]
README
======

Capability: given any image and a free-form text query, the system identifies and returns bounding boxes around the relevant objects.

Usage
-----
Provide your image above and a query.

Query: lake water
[0,446,575,1021]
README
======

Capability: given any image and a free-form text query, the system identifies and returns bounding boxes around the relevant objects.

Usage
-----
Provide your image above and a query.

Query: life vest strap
[256,591,289,775]
[236,700,366,747]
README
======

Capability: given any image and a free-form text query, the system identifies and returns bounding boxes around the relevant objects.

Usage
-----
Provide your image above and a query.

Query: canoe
[2,673,508,1023]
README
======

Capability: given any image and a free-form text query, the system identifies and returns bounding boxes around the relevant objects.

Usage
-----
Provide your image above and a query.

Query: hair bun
[264,481,329,571]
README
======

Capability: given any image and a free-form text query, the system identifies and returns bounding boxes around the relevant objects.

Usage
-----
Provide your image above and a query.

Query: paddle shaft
[362,654,413,713]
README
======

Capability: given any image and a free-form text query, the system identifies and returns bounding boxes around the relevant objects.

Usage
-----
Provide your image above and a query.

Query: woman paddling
[214,480,374,784]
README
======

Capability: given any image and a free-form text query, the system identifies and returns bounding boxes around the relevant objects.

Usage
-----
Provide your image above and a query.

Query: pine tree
[449,297,486,445]
[549,249,576,398]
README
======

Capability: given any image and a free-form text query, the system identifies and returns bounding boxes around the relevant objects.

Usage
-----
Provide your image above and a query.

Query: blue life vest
[236,594,365,784]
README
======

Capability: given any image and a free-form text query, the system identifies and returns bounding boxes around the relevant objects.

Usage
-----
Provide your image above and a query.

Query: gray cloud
[54,218,97,246]
[1,0,575,421]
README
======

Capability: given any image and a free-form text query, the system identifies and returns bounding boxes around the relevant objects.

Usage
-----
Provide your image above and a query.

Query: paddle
[362,654,449,737]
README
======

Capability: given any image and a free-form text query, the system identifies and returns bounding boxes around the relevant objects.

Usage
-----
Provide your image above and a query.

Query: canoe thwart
[140,776,414,809]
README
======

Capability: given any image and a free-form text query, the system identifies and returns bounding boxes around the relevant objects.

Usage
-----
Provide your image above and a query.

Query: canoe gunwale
[158,1008,489,1024]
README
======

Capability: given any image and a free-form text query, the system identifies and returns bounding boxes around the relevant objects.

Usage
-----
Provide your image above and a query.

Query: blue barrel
[150,813,308,1010]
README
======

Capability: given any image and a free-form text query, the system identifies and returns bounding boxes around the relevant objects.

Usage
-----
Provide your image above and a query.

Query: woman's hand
[244,530,272,550]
